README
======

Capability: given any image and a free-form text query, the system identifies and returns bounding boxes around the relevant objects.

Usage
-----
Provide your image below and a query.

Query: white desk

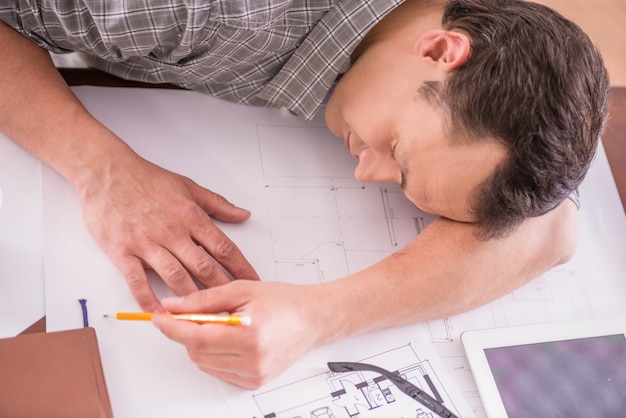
[0,137,44,338]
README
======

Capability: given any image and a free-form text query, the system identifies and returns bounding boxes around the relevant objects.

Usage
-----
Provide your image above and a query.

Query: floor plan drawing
[424,264,582,345]
[41,88,626,418]
[249,344,464,418]
[257,124,437,284]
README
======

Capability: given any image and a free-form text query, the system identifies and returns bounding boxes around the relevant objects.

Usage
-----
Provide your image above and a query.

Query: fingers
[188,186,260,283]
[152,314,274,389]
[194,355,274,390]
[152,210,259,289]
[152,281,320,389]
[113,200,256,306]
[115,239,236,311]
[116,256,163,312]
[153,315,245,353]
[140,247,204,296]
[192,227,260,284]
[132,189,257,294]
[158,235,234,289]
[160,279,252,314]
[191,184,251,223]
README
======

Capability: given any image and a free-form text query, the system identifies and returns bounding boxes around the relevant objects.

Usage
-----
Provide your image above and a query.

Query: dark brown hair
[430,0,610,239]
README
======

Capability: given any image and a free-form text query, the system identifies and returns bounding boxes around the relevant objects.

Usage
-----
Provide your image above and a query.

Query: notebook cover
[0,327,113,417]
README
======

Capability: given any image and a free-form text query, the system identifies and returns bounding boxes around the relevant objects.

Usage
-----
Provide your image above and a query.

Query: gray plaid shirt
[1,0,402,119]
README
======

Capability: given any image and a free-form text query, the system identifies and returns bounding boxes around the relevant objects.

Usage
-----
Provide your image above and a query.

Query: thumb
[161,284,247,314]
[191,183,251,223]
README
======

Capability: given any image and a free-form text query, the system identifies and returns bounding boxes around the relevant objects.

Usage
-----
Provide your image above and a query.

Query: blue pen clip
[79,299,89,327]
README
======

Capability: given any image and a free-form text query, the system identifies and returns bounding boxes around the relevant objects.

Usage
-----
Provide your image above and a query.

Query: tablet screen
[484,334,626,417]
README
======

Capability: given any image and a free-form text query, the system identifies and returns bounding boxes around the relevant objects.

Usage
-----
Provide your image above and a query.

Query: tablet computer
[461,315,626,417]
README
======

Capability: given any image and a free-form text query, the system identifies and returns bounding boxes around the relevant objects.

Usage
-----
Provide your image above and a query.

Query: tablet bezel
[461,315,626,417]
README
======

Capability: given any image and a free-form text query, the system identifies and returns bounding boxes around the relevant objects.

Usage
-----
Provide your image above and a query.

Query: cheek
[403,174,477,221]
[354,149,402,184]
[400,166,445,216]
[323,98,342,138]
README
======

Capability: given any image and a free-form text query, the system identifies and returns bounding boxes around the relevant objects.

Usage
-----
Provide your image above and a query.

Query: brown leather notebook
[0,327,113,417]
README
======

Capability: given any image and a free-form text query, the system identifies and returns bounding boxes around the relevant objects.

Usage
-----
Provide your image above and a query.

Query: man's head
[325,0,609,239]
[436,0,610,238]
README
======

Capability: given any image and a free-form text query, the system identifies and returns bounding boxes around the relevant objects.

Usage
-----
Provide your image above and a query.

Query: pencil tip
[103,314,112,318]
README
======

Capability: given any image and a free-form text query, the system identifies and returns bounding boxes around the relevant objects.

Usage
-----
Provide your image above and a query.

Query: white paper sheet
[41,86,626,417]
[43,87,475,417]
[0,134,45,337]
[220,323,472,418]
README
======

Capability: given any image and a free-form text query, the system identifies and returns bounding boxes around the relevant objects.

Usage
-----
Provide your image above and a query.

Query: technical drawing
[39,86,626,418]
[251,344,463,418]
[256,124,436,284]
[254,123,596,418]
[254,123,597,418]
[425,318,454,344]
[238,125,467,417]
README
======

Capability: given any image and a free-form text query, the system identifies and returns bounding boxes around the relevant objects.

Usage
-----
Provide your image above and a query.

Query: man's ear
[414,30,470,72]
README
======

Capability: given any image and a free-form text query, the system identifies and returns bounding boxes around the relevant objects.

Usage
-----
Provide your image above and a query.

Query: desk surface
[603,87,626,211]
[18,73,626,335]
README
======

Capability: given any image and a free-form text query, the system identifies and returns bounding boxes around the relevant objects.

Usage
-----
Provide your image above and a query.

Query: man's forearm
[0,21,264,312]
[309,199,578,347]
[0,21,134,190]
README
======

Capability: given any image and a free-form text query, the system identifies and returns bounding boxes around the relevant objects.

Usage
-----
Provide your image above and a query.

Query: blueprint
[221,324,470,418]
[257,123,436,285]
[39,87,626,417]
[41,87,468,417]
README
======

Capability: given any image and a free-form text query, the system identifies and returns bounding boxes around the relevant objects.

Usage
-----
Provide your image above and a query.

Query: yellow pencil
[103,312,252,326]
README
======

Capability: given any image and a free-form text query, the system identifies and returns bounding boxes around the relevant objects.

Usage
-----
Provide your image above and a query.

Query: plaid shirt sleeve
[1,0,401,120]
